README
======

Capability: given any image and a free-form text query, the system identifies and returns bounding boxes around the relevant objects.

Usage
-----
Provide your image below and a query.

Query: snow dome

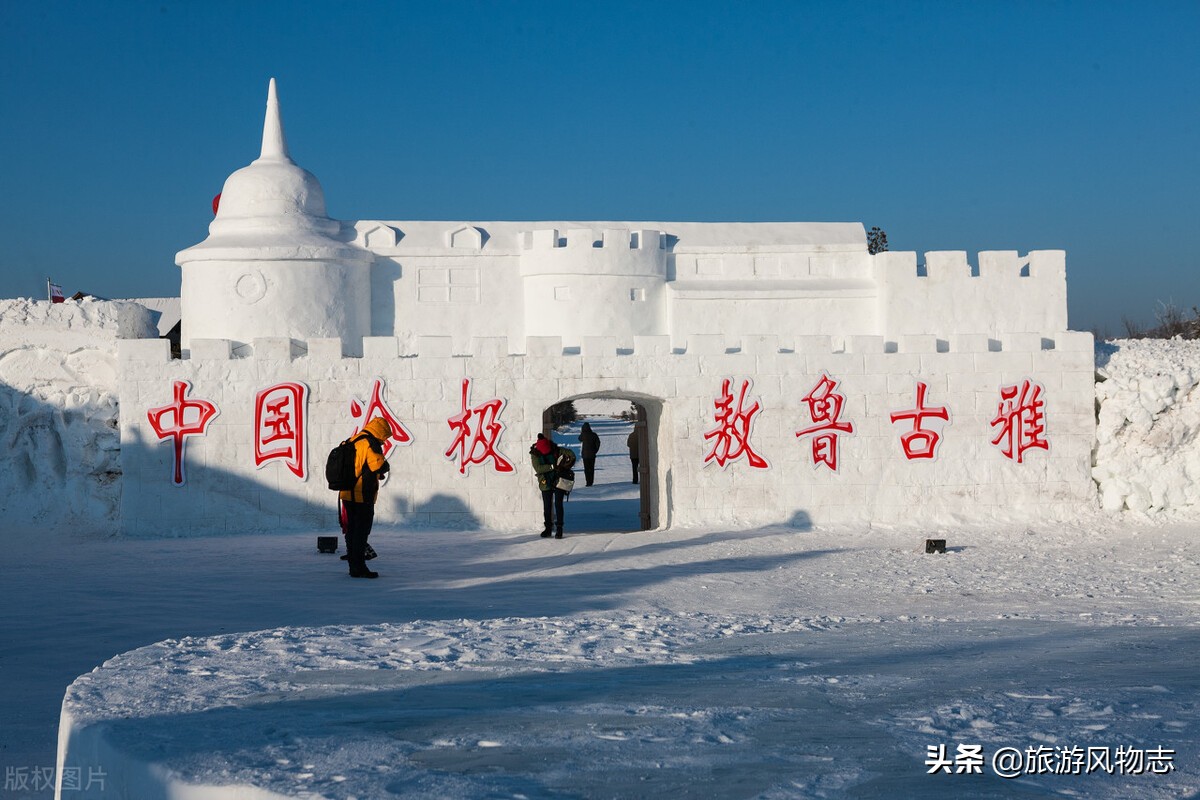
[176,79,372,354]
[208,79,331,231]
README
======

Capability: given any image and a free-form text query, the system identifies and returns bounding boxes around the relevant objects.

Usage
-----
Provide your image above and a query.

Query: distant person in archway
[530,433,571,538]
[627,429,639,484]
[579,422,601,486]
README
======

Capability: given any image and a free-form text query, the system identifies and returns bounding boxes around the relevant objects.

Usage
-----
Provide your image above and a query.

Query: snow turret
[519,227,669,348]
[176,79,372,354]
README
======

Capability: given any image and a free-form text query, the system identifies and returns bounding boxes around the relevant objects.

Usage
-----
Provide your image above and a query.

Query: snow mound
[0,299,157,532]
[1093,338,1200,514]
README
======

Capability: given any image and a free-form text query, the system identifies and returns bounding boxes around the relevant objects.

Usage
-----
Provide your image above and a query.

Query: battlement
[875,250,1067,280]
[520,228,664,251]
[119,329,1093,367]
[875,250,1068,337]
[518,228,668,281]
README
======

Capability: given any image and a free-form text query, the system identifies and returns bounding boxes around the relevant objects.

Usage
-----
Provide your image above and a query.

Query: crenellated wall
[877,250,1068,338]
[333,221,1073,355]
[118,328,1095,536]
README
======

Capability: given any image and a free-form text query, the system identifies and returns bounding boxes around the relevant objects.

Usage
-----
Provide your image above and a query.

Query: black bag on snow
[325,435,361,491]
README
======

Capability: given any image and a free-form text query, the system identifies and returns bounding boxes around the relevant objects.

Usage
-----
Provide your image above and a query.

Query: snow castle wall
[16,297,1200,534]
[116,328,1096,536]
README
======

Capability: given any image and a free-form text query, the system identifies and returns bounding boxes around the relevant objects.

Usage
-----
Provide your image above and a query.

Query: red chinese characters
[795,372,854,471]
[703,378,769,469]
[991,379,1049,462]
[254,382,308,479]
[349,379,413,456]
[889,381,950,461]
[445,378,515,476]
[146,380,220,485]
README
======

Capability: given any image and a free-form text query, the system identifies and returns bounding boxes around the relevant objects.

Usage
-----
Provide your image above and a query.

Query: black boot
[540,528,552,538]
[555,528,563,539]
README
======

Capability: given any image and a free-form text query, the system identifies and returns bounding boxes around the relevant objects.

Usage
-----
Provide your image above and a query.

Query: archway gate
[542,395,655,531]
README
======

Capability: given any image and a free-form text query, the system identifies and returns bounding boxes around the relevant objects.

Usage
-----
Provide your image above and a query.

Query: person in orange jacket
[338,417,391,578]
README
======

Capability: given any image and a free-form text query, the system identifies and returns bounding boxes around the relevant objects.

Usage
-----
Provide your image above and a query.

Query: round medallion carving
[234,271,267,304]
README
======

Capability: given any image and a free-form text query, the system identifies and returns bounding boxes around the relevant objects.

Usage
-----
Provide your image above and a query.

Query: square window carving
[418,286,450,303]
[417,267,479,303]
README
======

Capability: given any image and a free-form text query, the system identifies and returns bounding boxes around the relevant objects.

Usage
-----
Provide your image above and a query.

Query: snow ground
[3,419,1200,798]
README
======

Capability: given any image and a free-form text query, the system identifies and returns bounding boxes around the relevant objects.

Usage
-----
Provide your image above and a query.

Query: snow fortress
[115,80,1095,534]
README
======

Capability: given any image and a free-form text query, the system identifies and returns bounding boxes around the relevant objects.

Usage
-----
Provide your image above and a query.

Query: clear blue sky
[1,0,1196,335]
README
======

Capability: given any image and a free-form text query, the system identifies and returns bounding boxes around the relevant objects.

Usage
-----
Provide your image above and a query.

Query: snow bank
[0,299,157,533]
[1094,338,1200,514]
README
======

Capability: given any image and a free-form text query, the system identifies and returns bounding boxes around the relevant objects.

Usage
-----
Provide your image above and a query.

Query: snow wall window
[418,267,480,304]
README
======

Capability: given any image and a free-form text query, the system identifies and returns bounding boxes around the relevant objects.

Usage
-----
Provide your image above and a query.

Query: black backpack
[325,435,362,491]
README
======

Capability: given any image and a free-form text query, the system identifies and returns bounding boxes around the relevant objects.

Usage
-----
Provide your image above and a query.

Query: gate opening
[543,397,653,532]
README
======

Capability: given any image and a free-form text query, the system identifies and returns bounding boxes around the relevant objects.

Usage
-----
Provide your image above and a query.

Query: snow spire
[257,78,292,163]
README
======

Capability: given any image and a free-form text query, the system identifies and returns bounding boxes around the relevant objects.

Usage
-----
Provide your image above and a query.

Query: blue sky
[1,0,1196,335]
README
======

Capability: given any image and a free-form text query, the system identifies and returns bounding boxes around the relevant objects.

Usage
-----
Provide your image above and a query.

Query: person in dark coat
[579,422,601,486]
[530,433,569,538]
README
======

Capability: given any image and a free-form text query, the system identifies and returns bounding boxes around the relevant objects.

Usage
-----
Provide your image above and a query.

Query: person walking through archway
[579,421,601,486]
